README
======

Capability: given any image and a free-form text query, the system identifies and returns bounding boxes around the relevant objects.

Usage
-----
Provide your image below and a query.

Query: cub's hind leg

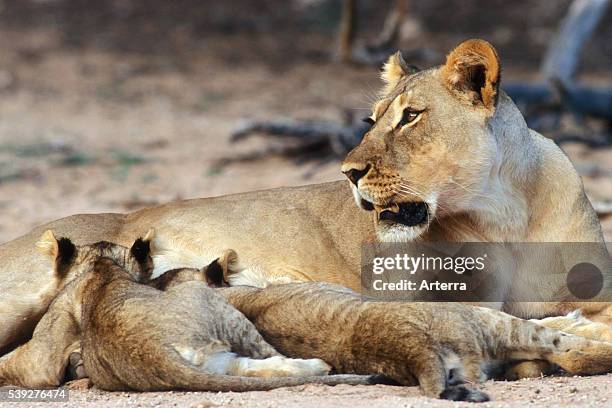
[167,282,332,378]
[217,302,283,360]
[408,350,489,403]
[163,281,282,360]
[227,355,331,378]
[173,344,331,378]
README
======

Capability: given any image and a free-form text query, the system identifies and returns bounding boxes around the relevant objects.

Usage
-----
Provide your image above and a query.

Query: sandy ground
[1,375,611,408]
[1,27,612,408]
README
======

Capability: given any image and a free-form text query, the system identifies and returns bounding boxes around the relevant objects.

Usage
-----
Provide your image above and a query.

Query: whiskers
[446,179,492,202]
[393,182,451,219]
[353,85,382,111]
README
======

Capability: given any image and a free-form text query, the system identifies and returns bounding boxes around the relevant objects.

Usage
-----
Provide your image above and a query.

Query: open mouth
[362,199,429,227]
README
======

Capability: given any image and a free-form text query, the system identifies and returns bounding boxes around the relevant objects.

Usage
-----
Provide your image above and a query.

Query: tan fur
[35,230,59,259]
[340,39,610,325]
[0,238,371,391]
[0,238,151,387]
[381,51,417,96]
[440,39,500,111]
[218,281,612,401]
[0,39,609,368]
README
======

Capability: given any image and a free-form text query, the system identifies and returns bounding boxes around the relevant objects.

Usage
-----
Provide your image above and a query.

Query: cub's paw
[239,356,332,377]
[503,360,556,380]
[440,385,490,402]
[292,358,332,376]
[66,378,92,390]
[66,351,87,381]
[272,356,331,376]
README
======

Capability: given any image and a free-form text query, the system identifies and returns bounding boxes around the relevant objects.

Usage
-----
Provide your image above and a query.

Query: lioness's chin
[376,222,429,242]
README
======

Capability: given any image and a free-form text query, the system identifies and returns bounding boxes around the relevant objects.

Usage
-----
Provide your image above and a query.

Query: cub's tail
[175,372,376,392]
[99,346,376,392]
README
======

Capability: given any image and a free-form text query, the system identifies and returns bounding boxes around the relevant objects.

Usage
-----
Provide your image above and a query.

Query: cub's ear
[142,228,155,243]
[36,230,76,266]
[440,39,501,112]
[381,51,419,95]
[204,249,238,287]
[130,228,155,265]
[36,230,58,258]
[56,238,77,266]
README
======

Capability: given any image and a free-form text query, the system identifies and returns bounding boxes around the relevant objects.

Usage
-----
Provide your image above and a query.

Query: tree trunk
[540,0,610,85]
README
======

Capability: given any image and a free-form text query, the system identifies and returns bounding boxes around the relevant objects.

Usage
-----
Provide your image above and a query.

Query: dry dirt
[1,375,611,408]
[1,27,611,408]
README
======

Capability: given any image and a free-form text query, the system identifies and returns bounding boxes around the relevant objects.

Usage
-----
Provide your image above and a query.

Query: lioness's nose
[342,164,371,186]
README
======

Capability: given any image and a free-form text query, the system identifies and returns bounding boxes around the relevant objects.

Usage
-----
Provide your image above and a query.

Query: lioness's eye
[397,108,422,129]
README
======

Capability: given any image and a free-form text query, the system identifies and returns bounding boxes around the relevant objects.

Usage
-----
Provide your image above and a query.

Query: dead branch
[593,201,612,218]
[230,119,367,157]
[504,82,612,121]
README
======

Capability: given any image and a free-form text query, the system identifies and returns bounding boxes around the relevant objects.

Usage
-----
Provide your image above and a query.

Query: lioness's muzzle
[378,202,429,227]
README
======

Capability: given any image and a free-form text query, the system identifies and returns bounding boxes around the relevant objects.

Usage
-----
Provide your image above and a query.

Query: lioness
[0,232,372,390]
[0,39,609,354]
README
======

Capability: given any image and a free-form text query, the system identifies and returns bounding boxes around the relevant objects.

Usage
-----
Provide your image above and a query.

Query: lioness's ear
[381,51,419,95]
[440,39,501,112]
[204,249,238,287]
[130,229,154,265]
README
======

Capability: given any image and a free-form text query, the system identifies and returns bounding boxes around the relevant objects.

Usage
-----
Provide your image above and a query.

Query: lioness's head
[36,229,155,283]
[341,39,503,241]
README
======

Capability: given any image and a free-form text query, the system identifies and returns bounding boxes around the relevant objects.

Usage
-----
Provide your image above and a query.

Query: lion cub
[167,253,612,402]
[0,232,371,391]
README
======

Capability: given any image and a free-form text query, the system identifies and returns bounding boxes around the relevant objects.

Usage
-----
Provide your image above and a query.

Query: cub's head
[341,39,503,241]
[36,229,155,283]
[149,249,239,290]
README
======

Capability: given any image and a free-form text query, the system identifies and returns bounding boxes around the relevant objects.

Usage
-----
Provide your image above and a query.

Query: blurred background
[0,0,611,243]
